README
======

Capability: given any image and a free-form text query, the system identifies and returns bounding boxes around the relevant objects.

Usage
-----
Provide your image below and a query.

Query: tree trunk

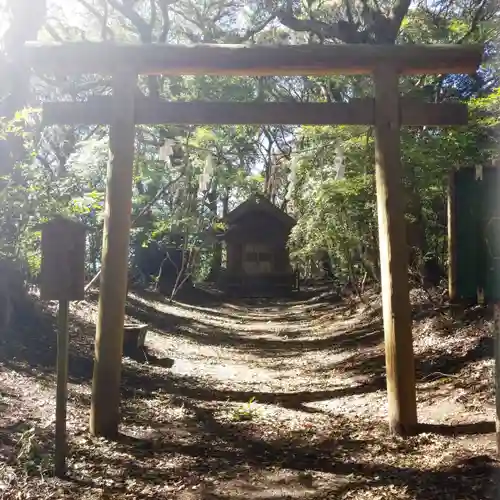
[0,0,47,176]
[207,184,222,281]
[405,165,427,274]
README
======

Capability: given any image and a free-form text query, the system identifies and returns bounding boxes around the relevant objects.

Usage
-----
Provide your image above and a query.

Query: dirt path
[0,290,498,499]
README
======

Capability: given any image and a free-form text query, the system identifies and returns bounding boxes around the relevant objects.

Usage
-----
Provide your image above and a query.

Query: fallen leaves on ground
[0,287,497,499]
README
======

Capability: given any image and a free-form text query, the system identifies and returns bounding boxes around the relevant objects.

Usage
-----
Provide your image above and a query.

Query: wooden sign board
[40,217,86,301]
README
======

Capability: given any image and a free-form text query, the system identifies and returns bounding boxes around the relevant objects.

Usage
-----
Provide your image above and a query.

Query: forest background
[0,0,498,292]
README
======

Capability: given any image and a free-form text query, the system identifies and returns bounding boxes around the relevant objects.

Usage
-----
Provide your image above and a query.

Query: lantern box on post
[40,216,87,301]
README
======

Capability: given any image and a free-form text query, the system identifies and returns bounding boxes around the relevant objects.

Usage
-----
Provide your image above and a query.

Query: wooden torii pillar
[22,42,483,437]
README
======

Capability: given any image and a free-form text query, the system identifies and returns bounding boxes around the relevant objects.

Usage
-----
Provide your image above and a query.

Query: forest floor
[0,286,498,499]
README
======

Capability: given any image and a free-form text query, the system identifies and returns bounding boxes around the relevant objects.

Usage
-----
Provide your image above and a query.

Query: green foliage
[230,397,259,422]
[0,0,496,289]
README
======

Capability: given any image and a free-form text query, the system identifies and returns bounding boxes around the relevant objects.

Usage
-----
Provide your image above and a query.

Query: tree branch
[158,0,171,43]
[149,0,158,31]
[388,0,412,41]
[227,15,275,43]
[108,0,153,42]
[44,23,64,42]
[274,8,364,43]
[75,0,115,40]
[457,0,488,44]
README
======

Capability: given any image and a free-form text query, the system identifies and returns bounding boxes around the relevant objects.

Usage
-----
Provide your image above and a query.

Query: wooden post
[495,303,500,456]
[373,67,417,436]
[447,170,457,303]
[90,72,136,438]
[39,217,86,476]
[55,299,69,477]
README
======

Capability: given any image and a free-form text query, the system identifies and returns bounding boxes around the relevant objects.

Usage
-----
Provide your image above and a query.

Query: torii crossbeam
[21,42,483,438]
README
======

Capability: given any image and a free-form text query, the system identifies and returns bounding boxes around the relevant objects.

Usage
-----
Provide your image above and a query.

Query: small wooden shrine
[220,194,296,295]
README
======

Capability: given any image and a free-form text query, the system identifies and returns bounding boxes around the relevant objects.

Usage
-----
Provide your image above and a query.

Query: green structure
[455,166,500,301]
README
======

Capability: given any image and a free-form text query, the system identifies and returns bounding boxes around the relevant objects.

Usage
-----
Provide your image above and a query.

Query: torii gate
[19,42,483,438]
